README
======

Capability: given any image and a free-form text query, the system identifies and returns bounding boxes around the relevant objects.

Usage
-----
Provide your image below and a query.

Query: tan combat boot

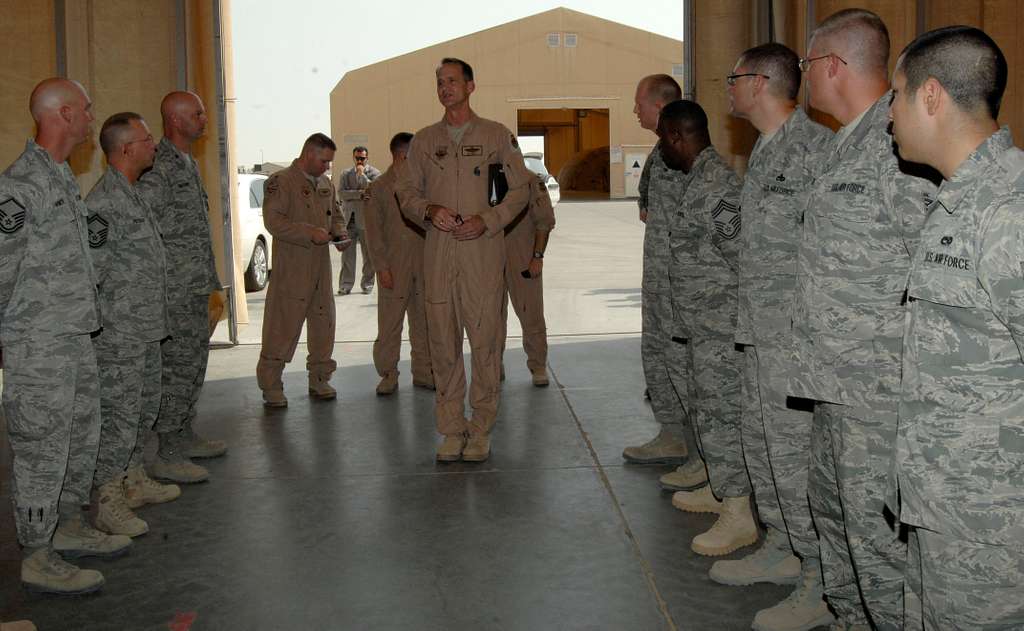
[53,513,132,559]
[436,434,467,462]
[148,434,209,484]
[21,547,104,595]
[751,560,835,631]
[691,495,759,557]
[376,372,399,396]
[531,366,550,387]
[95,479,148,538]
[263,389,288,408]
[622,427,689,465]
[709,528,800,586]
[462,434,491,462]
[672,484,723,514]
[0,620,38,630]
[308,374,337,400]
[123,465,181,508]
[182,424,227,459]
[412,376,435,390]
[659,458,709,491]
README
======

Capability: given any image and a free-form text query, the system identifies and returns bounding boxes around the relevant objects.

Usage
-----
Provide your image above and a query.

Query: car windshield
[524,156,549,178]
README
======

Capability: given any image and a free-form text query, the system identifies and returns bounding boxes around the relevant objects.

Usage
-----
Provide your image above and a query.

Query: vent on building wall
[547,32,561,47]
[564,33,578,47]
[672,64,684,77]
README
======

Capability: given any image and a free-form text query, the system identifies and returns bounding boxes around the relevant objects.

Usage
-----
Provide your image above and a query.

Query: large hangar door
[517,108,610,199]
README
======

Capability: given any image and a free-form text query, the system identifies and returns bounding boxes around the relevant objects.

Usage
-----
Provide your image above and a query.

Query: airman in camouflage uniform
[86,112,180,540]
[138,91,224,484]
[623,75,705,484]
[710,44,836,631]
[656,100,756,558]
[789,10,936,630]
[888,26,1024,630]
[1,78,130,595]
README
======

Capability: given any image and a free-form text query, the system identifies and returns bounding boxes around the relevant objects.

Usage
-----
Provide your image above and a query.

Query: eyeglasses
[124,134,154,146]
[354,156,367,162]
[798,54,848,72]
[726,73,770,86]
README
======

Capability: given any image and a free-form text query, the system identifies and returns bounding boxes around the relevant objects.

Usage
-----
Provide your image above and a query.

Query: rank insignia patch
[87,213,109,248]
[712,199,741,240]
[435,147,448,160]
[0,197,26,234]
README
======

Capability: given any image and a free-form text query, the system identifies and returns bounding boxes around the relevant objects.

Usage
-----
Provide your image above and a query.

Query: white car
[524,152,560,206]
[236,173,273,292]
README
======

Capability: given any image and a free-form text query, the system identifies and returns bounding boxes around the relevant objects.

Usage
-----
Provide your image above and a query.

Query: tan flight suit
[363,162,432,383]
[500,174,556,372]
[396,114,532,437]
[256,161,345,392]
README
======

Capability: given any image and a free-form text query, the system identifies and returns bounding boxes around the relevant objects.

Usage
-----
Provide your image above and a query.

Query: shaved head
[160,91,208,144]
[810,9,890,75]
[29,78,88,122]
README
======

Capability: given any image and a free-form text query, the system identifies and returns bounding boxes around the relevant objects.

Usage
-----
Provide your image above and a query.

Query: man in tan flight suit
[363,132,433,395]
[256,133,347,408]
[499,173,555,387]
[397,57,532,463]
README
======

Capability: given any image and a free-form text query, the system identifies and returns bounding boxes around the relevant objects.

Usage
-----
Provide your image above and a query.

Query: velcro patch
[87,213,109,248]
[712,199,741,240]
[0,197,27,234]
[462,145,483,157]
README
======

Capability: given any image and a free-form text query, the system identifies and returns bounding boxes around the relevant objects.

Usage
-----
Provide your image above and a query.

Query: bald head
[160,91,208,144]
[29,78,88,122]
[28,78,94,157]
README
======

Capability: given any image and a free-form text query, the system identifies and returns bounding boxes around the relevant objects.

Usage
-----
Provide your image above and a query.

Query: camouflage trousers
[93,331,161,486]
[641,289,697,452]
[810,402,905,631]
[155,293,210,436]
[2,334,100,548]
[740,345,817,561]
[906,527,1024,630]
[668,333,750,498]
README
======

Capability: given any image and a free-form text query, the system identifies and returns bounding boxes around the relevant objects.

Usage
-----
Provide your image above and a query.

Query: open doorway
[517,108,610,200]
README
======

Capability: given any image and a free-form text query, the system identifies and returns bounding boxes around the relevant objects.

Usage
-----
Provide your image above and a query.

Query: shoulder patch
[712,199,741,240]
[510,134,519,149]
[266,179,280,196]
[87,213,109,248]
[0,197,27,234]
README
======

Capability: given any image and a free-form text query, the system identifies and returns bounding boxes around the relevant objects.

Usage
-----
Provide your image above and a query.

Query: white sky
[230,1,684,167]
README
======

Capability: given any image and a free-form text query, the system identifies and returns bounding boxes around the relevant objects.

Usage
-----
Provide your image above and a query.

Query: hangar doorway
[517,108,610,200]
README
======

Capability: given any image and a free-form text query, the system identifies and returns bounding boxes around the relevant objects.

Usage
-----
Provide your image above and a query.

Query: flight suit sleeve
[329,185,346,238]
[883,159,935,259]
[707,171,744,272]
[263,174,314,248]
[980,196,1024,360]
[396,137,430,228]
[0,185,31,327]
[362,179,390,271]
[528,176,556,232]
[478,131,532,237]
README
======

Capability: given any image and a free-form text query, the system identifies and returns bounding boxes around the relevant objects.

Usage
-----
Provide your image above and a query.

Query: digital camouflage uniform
[893,128,1024,630]
[138,138,221,446]
[735,109,832,561]
[0,140,101,548]
[788,95,935,630]
[641,143,698,454]
[337,163,380,292]
[363,161,432,384]
[85,167,168,486]
[500,174,556,372]
[397,115,533,437]
[665,146,747,498]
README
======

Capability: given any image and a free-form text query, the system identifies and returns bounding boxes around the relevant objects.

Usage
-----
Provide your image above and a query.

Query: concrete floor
[0,201,818,630]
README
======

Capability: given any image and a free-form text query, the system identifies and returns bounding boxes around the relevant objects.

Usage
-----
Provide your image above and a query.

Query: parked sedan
[237,173,273,292]
[524,152,560,206]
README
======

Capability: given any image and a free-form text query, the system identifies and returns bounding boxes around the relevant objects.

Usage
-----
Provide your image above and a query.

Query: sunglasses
[354,156,367,162]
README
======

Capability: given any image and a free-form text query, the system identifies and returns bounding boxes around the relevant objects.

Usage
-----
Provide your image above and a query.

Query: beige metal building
[329,7,684,199]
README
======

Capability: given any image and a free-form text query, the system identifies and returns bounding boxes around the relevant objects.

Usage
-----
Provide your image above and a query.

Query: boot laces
[42,549,77,577]
[105,491,136,522]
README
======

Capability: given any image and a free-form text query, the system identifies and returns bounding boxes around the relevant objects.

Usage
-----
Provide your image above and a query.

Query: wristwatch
[532,251,544,259]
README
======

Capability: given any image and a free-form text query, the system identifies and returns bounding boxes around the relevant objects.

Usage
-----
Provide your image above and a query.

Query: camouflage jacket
[788,94,935,407]
[0,140,99,344]
[638,145,654,214]
[735,109,833,348]
[643,142,689,296]
[137,138,221,306]
[85,167,168,342]
[668,146,743,339]
[893,127,1024,545]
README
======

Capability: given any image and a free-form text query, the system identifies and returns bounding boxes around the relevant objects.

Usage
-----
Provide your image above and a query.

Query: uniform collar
[935,127,1015,216]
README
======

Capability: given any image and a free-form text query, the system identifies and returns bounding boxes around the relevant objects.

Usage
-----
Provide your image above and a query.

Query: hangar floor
[0,202,824,630]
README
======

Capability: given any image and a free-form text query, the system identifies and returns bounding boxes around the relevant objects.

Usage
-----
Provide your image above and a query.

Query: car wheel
[244,239,269,292]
